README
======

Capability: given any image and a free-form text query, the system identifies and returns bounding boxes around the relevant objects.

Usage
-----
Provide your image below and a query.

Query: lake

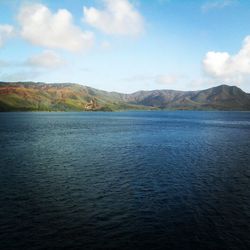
[0,111,249,249]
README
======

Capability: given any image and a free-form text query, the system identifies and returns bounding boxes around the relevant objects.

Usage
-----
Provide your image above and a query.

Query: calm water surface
[0,111,250,250]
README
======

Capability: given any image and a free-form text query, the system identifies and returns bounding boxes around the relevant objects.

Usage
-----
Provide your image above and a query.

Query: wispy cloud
[26,50,65,69]
[156,74,184,85]
[0,50,65,69]
[123,73,185,87]
[201,0,237,12]
[0,24,15,47]
[100,41,111,49]
[0,70,42,82]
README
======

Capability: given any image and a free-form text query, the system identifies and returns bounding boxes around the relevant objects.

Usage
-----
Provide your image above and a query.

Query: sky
[0,0,250,93]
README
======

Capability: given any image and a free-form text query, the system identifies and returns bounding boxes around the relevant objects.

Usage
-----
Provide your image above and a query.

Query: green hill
[0,82,250,111]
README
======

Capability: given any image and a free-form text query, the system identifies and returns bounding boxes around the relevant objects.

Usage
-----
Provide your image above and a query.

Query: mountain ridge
[0,82,250,111]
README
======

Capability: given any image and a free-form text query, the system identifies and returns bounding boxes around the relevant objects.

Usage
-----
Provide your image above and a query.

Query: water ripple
[0,111,250,250]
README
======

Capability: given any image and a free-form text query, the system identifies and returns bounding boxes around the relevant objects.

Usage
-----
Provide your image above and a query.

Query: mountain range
[0,82,250,111]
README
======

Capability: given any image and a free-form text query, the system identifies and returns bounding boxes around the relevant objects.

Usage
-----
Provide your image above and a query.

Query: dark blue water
[0,111,250,250]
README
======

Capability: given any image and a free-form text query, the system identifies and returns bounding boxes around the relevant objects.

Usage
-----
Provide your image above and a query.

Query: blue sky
[0,0,250,93]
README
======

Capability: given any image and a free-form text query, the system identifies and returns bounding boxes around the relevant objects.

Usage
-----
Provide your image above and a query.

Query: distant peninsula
[0,82,250,111]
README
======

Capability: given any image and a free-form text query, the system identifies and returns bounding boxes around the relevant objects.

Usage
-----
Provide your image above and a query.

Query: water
[0,111,249,250]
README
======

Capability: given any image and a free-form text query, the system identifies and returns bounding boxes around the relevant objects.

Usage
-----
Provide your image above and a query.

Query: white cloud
[18,4,94,52]
[203,36,250,85]
[201,0,237,12]
[83,0,144,36]
[0,24,14,47]
[27,50,65,68]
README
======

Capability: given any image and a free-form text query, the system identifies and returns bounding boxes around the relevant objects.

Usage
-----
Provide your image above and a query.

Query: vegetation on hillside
[0,82,249,111]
